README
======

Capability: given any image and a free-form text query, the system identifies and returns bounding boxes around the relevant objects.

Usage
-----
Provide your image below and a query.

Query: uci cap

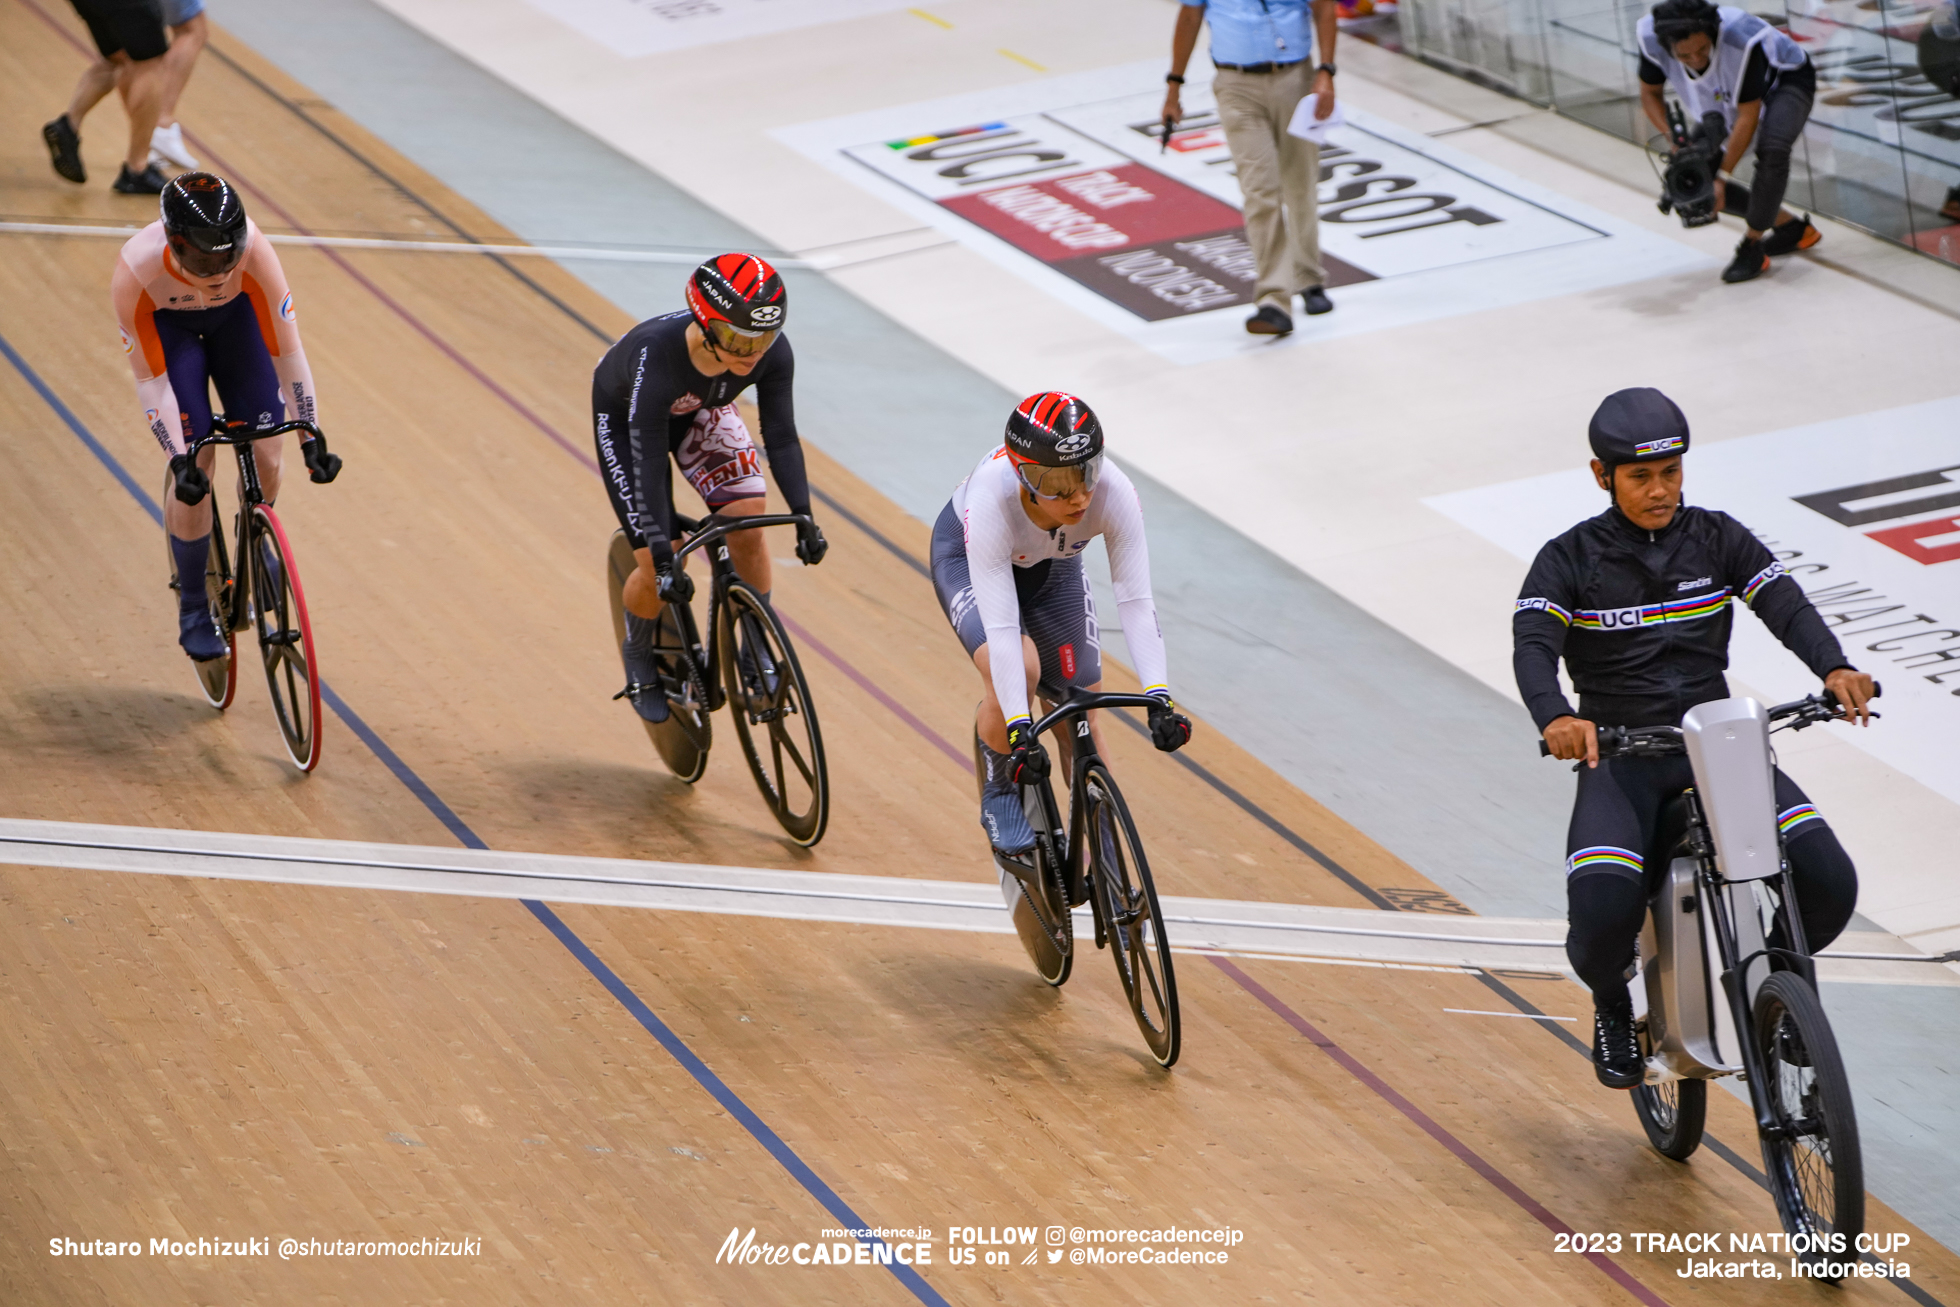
[161,172,249,279]
[1588,387,1691,470]
[686,253,787,359]
[1005,391,1104,500]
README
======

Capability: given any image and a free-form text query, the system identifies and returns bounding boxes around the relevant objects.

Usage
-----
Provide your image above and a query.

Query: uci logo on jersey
[1593,605,1646,628]
[1634,435,1684,456]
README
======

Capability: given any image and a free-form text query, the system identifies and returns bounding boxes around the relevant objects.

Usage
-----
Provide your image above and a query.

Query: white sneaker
[150,123,198,169]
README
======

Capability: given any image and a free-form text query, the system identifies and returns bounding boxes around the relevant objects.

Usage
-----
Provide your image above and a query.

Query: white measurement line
[0,222,833,269]
[1444,1008,1579,1022]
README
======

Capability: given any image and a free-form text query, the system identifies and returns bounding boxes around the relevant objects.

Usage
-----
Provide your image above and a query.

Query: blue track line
[0,323,947,1307]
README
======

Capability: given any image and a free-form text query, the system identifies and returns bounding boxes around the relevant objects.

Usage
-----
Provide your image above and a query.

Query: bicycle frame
[189,420,320,625]
[1639,698,1834,1136]
[665,511,812,715]
[1025,690,1168,932]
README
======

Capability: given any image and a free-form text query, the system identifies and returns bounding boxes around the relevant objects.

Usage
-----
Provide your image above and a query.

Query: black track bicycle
[164,419,337,772]
[989,690,1180,1067]
[606,513,828,846]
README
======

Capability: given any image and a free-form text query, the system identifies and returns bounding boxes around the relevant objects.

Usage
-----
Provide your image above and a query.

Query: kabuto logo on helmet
[750,304,783,328]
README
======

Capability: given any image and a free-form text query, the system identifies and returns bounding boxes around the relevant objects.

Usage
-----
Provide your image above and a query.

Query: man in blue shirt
[1165,0,1339,336]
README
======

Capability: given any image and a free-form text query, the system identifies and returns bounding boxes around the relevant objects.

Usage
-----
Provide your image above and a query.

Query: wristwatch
[1166,72,1185,84]
[1317,62,1337,75]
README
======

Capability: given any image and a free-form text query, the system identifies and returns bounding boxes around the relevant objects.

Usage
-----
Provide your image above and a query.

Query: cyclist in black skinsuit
[591,254,826,722]
[1511,387,1875,1089]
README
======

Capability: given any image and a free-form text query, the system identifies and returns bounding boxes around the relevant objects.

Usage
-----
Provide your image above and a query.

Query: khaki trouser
[1214,62,1324,310]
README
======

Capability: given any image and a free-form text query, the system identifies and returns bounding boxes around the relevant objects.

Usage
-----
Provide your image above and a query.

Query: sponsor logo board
[1425,394,1960,807]
[779,64,1706,362]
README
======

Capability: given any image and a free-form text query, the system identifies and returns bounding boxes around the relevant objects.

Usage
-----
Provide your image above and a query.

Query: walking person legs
[151,0,207,168]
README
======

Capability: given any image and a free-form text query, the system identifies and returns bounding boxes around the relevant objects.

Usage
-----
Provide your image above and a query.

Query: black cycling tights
[1562,753,1858,1008]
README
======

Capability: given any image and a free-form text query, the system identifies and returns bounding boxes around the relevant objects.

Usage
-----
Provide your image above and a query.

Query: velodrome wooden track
[2,4,1955,1303]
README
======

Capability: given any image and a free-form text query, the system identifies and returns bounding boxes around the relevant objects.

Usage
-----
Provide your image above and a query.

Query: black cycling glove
[168,452,210,505]
[302,433,343,484]
[1004,720,1049,784]
[1147,696,1192,753]
[795,519,828,567]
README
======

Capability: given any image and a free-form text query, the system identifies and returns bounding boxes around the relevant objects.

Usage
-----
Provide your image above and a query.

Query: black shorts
[929,500,1101,701]
[71,0,169,61]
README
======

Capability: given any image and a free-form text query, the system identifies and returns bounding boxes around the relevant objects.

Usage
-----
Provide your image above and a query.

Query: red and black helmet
[1004,392,1105,500]
[685,253,787,358]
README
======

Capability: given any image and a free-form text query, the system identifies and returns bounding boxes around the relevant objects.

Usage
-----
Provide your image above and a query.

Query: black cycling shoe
[1301,285,1334,315]
[980,787,1035,856]
[43,115,85,183]
[178,600,228,662]
[617,640,669,724]
[1721,236,1769,284]
[113,162,169,195]
[737,635,781,701]
[1592,1002,1644,1089]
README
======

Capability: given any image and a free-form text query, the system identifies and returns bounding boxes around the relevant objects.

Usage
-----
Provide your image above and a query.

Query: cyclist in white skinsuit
[930,392,1192,858]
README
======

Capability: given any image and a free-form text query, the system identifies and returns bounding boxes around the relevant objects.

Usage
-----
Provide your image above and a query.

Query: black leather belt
[1212,58,1306,73]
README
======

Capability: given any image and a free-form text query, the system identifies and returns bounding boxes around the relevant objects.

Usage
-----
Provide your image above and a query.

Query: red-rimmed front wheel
[247,505,322,772]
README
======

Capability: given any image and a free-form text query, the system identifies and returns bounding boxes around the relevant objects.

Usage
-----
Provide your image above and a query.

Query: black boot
[1592,998,1643,1089]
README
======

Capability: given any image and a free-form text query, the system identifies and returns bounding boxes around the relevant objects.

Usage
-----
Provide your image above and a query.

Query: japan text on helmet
[161,172,249,278]
[1588,387,1691,471]
[1651,0,1722,49]
[1005,392,1105,500]
[685,253,787,358]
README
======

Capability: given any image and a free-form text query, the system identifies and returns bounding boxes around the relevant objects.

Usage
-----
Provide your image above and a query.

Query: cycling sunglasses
[1016,454,1102,501]
[703,317,781,359]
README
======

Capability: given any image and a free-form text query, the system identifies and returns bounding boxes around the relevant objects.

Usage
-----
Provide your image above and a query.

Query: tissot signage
[777,65,1704,362]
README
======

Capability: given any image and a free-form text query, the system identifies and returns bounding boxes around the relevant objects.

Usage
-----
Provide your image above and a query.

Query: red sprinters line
[1207,955,1673,1307]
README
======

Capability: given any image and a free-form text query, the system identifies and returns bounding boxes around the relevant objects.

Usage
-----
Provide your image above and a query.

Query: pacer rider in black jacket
[1512,388,1875,1089]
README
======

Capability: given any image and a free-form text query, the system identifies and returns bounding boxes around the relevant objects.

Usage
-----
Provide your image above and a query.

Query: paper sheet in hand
[1286,93,1345,145]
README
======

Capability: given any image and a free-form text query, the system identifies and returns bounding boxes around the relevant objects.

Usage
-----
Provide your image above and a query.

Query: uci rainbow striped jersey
[1511,504,1847,730]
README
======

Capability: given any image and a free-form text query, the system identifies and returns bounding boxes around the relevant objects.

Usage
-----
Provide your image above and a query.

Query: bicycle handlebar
[671,512,814,567]
[1535,683,1883,757]
[191,419,322,450]
[1029,690,1167,738]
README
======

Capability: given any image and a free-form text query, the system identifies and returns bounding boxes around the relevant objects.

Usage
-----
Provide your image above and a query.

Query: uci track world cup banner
[774,62,1707,364]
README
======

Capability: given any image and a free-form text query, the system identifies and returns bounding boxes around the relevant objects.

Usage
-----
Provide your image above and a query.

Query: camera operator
[1637,0,1819,283]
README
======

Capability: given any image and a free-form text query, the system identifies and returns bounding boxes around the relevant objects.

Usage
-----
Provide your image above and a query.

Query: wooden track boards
[0,2,1955,1302]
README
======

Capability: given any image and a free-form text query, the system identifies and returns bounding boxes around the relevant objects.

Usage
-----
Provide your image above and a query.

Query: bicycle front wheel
[1083,763,1179,1067]
[1754,971,1863,1274]
[247,505,321,772]
[716,581,827,845]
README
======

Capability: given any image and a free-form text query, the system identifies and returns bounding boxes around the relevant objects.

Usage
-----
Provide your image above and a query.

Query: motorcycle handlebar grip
[1538,740,1551,756]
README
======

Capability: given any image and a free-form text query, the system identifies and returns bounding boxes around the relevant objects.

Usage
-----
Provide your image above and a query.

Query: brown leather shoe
[1245,304,1293,335]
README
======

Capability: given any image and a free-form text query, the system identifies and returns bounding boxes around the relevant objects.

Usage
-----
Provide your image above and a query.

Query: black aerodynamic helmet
[1651,0,1722,47]
[1005,391,1105,500]
[685,253,787,358]
[1589,387,1691,470]
[161,172,248,278]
